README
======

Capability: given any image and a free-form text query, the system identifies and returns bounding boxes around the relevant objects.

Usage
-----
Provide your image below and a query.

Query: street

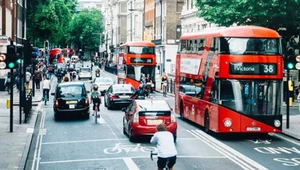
[25,65,300,170]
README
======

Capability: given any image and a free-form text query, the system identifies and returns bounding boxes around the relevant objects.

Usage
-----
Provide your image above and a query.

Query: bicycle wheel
[95,111,97,124]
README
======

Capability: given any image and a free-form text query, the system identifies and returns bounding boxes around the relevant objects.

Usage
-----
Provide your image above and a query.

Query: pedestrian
[25,69,32,90]
[34,68,42,90]
[15,74,20,91]
[4,72,12,94]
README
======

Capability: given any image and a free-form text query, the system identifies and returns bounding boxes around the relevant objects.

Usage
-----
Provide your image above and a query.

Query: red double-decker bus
[117,41,156,90]
[175,26,283,133]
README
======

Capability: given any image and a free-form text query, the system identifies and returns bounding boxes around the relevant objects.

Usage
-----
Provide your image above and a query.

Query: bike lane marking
[123,157,140,170]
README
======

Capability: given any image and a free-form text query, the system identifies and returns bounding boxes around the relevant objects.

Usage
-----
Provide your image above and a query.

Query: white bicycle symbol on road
[104,143,157,154]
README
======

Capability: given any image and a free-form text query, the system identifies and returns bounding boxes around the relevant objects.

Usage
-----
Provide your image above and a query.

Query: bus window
[128,47,155,54]
[179,77,205,98]
[219,37,280,55]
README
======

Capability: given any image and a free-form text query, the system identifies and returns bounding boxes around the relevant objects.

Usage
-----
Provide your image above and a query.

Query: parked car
[78,67,92,80]
[91,77,115,95]
[51,82,90,120]
[122,99,177,142]
[104,84,135,110]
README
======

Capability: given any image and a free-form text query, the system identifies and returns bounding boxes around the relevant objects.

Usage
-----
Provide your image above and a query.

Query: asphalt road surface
[26,63,300,170]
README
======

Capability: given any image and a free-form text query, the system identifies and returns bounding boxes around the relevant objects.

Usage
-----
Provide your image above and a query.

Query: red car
[122,99,177,142]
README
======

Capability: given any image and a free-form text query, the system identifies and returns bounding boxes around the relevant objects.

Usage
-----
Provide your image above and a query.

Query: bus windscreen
[128,47,155,54]
[220,38,280,55]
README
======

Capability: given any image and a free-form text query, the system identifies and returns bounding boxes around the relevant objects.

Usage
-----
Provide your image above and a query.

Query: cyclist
[91,84,102,116]
[42,76,51,101]
[132,84,147,99]
[161,73,169,96]
[150,123,177,170]
[95,68,101,77]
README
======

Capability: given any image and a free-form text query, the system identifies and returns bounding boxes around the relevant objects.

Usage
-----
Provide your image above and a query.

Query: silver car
[78,67,92,80]
[91,77,115,95]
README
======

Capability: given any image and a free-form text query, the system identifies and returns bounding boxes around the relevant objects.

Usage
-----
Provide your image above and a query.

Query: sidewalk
[0,79,49,170]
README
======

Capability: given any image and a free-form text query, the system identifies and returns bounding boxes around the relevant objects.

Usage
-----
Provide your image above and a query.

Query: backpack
[91,92,100,103]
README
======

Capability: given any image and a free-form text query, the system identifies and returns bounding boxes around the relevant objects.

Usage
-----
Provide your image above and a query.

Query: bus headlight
[274,120,281,127]
[223,119,232,128]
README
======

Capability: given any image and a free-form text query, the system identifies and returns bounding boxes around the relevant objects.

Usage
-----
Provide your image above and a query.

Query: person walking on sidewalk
[25,69,32,90]
[34,68,42,90]
[4,72,12,94]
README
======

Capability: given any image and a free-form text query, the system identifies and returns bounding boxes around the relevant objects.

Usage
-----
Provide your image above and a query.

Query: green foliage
[27,0,77,46]
[67,8,104,51]
[195,0,300,36]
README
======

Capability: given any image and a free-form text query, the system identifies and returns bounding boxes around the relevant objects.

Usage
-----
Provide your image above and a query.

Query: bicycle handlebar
[150,151,158,161]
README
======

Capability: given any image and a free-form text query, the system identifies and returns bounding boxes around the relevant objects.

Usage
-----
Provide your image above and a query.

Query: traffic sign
[0,62,6,69]
[0,54,6,61]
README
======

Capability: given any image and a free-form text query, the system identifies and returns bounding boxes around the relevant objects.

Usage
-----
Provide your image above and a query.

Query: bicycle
[162,81,168,97]
[94,103,100,124]
[150,151,170,170]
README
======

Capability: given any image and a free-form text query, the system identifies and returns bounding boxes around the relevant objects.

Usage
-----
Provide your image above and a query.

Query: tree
[195,0,300,37]
[67,8,104,53]
[27,0,76,46]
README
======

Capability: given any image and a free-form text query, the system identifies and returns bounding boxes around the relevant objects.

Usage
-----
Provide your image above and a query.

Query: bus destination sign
[130,58,152,63]
[229,63,277,75]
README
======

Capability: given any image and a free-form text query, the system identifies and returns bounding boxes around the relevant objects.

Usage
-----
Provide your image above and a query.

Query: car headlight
[223,119,232,128]
[274,120,281,127]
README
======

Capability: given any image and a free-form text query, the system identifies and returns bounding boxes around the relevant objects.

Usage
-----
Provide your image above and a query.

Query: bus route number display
[130,58,152,63]
[229,63,277,75]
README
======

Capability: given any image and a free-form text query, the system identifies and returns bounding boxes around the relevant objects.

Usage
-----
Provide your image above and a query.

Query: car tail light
[55,100,59,108]
[171,114,176,122]
[110,94,118,99]
[133,113,139,123]
[85,99,89,106]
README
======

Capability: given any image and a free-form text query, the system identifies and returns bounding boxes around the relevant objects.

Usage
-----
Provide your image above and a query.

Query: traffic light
[6,45,17,69]
[284,47,296,70]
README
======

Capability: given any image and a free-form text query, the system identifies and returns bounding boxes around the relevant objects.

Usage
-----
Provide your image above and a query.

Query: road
[25,63,300,170]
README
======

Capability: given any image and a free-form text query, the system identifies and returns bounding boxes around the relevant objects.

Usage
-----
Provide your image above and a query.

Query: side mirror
[51,92,55,96]
[121,107,126,112]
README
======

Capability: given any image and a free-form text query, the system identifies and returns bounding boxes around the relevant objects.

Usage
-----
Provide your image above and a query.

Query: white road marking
[42,138,128,145]
[39,155,227,164]
[123,157,140,170]
[269,133,300,147]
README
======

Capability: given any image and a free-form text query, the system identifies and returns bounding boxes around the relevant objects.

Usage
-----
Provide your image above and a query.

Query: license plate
[147,119,163,125]
[66,101,77,104]
[246,127,261,131]
[119,95,129,98]
[69,105,75,109]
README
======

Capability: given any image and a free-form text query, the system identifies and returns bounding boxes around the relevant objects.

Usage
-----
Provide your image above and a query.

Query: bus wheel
[204,111,210,133]
[180,102,185,120]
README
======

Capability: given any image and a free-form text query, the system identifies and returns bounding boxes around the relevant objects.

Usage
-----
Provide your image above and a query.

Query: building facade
[180,0,217,34]
[152,0,184,75]
[144,0,155,42]
[126,0,144,42]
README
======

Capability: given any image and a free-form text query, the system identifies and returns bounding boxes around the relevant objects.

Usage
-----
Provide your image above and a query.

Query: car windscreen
[138,111,171,116]
[113,86,134,93]
[81,68,90,72]
[57,85,85,97]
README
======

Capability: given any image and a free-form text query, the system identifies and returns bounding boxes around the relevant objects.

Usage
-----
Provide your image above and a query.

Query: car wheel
[123,117,127,135]
[54,113,60,121]
[84,112,90,119]
[104,98,107,107]
[89,77,92,80]
[128,127,135,142]
[78,78,81,80]
[107,103,112,110]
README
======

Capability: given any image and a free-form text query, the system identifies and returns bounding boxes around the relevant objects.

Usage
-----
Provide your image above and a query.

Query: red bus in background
[49,48,61,62]
[117,41,156,90]
[175,26,283,133]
